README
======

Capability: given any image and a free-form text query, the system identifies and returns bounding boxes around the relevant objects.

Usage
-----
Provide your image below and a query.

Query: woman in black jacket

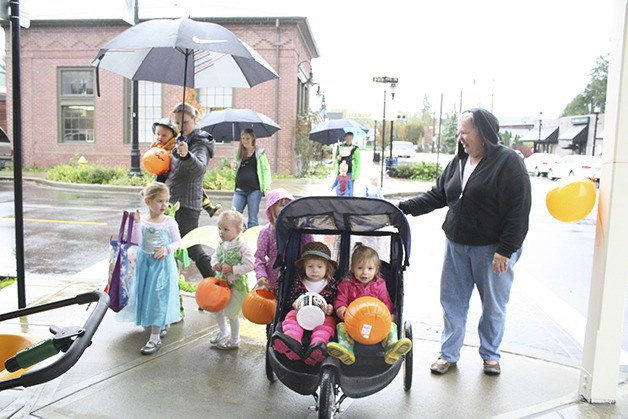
[399,108,531,376]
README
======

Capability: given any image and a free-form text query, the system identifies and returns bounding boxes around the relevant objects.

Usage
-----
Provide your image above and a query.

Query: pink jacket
[334,275,393,313]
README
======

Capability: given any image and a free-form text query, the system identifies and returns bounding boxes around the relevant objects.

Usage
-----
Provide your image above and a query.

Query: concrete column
[579,0,628,403]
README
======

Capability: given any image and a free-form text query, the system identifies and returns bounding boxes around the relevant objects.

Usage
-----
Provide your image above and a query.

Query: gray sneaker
[140,340,162,355]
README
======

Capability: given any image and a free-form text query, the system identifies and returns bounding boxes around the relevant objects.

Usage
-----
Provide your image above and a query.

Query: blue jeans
[232,189,263,229]
[438,239,521,362]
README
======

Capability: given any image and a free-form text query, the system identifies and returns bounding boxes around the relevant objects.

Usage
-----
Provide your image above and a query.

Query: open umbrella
[199,108,280,142]
[309,119,370,145]
[91,18,279,106]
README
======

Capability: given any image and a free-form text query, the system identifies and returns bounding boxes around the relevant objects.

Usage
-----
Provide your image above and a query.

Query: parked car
[547,155,602,182]
[524,152,560,177]
[385,141,417,162]
[0,128,13,169]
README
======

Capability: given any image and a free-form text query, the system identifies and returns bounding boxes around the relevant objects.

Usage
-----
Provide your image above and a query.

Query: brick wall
[3,18,316,173]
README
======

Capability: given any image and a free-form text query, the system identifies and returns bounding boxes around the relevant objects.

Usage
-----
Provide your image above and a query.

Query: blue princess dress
[132,216,182,327]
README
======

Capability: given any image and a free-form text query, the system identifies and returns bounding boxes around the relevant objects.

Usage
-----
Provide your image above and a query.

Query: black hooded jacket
[399,108,531,258]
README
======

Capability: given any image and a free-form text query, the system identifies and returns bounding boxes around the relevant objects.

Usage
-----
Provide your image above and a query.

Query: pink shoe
[271,332,302,361]
[302,342,326,366]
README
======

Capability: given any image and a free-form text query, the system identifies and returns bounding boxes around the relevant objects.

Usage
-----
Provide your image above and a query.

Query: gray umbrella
[200,108,280,142]
[308,119,370,145]
[91,18,279,105]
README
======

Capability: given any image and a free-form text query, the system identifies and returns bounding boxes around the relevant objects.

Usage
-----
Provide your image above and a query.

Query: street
[0,175,624,367]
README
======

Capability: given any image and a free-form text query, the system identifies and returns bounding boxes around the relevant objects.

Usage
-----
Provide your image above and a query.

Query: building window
[59,68,95,142]
[198,87,233,111]
[139,81,162,143]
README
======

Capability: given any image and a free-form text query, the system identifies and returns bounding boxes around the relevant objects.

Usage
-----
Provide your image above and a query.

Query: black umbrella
[91,18,279,106]
[199,108,280,142]
[308,119,370,145]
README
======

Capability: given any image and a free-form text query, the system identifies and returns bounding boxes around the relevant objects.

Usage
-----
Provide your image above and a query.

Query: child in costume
[209,210,254,350]
[327,243,412,365]
[364,176,383,198]
[131,182,182,355]
[271,242,338,366]
[331,161,353,197]
[151,117,221,217]
[254,188,312,295]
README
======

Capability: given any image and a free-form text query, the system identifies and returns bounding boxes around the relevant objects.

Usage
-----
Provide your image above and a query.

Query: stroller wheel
[318,367,337,419]
[403,321,413,391]
[265,324,277,382]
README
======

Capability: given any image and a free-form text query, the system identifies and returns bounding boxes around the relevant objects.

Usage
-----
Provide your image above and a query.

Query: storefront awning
[519,126,559,143]
[558,124,589,144]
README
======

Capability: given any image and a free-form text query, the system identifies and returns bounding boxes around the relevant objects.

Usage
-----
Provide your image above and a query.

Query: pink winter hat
[265,188,295,221]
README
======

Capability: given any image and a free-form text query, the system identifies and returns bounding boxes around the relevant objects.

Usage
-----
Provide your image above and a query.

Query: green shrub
[395,162,442,181]
[47,164,152,186]
[204,158,235,190]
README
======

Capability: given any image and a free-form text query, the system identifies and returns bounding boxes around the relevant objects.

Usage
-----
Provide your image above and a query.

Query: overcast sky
[19,0,615,121]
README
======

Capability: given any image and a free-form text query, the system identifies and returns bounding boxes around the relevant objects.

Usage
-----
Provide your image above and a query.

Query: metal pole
[380,90,386,188]
[436,94,443,178]
[129,1,141,177]
[592,111,600,156]
[389,119,394,173]
[9,0,26,308]
[537,112,543,153]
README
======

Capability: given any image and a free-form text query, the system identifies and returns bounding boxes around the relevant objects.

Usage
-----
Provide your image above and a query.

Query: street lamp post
[592,101,601,156]
[537,111,543,153]
[373,76,398,188]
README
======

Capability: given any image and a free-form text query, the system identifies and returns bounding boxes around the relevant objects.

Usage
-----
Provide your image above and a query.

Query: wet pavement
[1,157,628,418]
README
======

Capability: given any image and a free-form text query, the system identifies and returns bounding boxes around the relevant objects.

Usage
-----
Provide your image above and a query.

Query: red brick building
[3,17,319,173]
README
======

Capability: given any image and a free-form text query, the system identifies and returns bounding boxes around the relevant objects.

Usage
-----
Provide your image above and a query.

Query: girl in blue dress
[131,182,182,355]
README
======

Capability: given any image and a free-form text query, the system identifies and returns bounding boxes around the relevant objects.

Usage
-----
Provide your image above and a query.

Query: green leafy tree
[294,113,316,177]
[440,111,459,154]
[562,55,608,116]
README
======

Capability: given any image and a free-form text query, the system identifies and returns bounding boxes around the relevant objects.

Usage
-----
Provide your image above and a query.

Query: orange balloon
[344,296,392,345]
[142,147,170,175]
[242,289,276,324]
[195,277,231,312]
[546,178,597,222]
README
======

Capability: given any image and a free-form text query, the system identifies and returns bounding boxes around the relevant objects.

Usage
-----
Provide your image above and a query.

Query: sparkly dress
[132,216,182,327]
[210,236,254,318]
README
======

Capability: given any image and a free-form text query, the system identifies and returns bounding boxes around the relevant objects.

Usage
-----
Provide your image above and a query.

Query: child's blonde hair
[217,210,244,232]
[140,182,170,202]
[350,242,381,274]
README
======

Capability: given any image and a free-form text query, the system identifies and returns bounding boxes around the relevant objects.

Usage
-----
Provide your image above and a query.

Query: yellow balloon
[546,178,597,222]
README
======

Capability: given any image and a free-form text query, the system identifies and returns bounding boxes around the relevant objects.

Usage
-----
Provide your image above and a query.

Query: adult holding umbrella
[231,128,272,229]
[92,17,279,279]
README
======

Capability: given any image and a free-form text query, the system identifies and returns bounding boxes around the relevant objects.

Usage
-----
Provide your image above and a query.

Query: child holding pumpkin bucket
[130,182,182,355]
[150,117,221,218]
[209,210,254,350]
[271,242,338,366]
[327,243,412,365]
[254,188,313,295]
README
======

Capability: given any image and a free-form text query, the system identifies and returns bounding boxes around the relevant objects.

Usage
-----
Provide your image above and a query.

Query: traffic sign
[373,76,398,84]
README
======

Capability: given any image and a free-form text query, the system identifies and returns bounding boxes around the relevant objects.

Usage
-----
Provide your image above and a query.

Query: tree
[440,110,459,154]
[562,55,608,116]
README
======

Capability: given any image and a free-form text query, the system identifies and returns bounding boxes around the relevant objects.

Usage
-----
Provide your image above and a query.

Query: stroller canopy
[275,196,411,267]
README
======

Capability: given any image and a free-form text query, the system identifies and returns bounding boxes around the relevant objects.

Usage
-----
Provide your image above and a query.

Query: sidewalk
[1,165,628,417]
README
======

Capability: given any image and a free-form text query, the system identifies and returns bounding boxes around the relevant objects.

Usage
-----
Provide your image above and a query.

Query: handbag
[107,210,138,312]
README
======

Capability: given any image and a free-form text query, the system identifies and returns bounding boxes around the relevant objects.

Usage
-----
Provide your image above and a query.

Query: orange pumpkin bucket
[142,147,170,175]
[344,296,392,345]
[242,289,276,324]
[195,277,231,312]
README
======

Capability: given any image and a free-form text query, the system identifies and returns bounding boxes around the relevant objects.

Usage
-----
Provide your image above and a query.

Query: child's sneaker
[302,342,327,366]
[271,332,303,361]
[209,331,229,345]
[215,337,240,350]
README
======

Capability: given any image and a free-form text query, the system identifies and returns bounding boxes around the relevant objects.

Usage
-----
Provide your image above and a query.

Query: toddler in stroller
[328,243,412,365]
[271,242,338,366]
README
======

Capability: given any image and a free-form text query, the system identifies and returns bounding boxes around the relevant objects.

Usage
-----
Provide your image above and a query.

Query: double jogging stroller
[265,196,413,418]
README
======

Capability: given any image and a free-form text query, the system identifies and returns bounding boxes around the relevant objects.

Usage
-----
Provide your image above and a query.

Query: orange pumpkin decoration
[195,277,231,312]
[142,147,170,175]
[344,296,392,345]
[242,289,276,324]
